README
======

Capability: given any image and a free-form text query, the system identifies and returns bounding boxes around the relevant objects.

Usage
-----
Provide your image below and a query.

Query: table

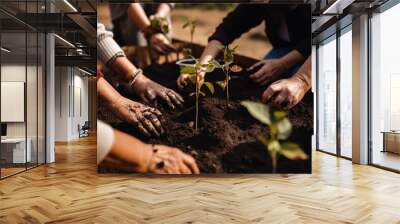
[1,138,31,164]
[381,131,400,154]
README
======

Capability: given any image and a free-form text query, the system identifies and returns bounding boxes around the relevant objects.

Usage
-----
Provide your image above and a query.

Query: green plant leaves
[151,17,169,34]
[280,142,308,160]
[273,111,287,121]
[201,63,216,73]
[180,66,196,75]
[216,80,226,90]
[240,101,271,125]
[204,82,215,95]
[276,118,292,140]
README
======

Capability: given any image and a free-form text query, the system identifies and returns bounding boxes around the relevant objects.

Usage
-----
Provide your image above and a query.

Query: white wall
[55,66,89,141]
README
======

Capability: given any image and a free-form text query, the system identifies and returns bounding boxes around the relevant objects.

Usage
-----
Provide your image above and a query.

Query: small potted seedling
[241,101,308,173]
[209,45,241,106]
[180,56,216,131]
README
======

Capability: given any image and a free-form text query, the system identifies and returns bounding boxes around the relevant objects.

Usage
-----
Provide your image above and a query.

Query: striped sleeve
[97,23,125,66]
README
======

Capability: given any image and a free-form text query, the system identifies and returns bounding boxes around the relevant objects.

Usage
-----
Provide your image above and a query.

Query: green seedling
[182,17,197,51]
[241,101,308,173]
[209,45,239,106]
[150,16,169,35]
[180,56,216,131]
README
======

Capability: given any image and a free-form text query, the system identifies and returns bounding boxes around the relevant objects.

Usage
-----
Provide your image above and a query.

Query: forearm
[110,56,138,83]
[127,3,150,31]
[97,76,122,105]
[199,40,223,65]
[110,128,153,172]
[291,56,311,89]
[278,50,305,72]
[155,3,172,17]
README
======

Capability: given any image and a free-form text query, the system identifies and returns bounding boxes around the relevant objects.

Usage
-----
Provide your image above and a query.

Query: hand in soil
[261,76,309,110]
[147,145,200,174]
[111,96,164,137]
[149,33,175,55]
[176,70,205,89]
[133,75,184,109]
[248,59,287,86]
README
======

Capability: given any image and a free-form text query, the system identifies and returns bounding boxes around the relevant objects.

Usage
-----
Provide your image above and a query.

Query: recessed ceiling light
[63,0,78,12]
[54,34,75,48]
[1,47,11,53]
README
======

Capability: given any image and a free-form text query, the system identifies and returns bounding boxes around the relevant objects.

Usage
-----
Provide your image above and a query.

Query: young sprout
[210,45,239,106]
[150,16,170,35]
[241,101,308,173]
[182,17,197,51]
[180,56,216,131]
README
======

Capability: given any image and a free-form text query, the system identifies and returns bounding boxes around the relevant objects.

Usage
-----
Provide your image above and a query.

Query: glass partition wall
[316,25,353,159]
[370,2,400,171]
[0,1,46,179]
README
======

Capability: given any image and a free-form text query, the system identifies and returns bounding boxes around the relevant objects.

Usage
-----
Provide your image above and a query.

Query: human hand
[111,96,164,137]
[133,75,184,109]
[176,70,205,90]
[261,75,310,109]
[248,59,287,86]
[146,144,200,174]
[149,33,175,55]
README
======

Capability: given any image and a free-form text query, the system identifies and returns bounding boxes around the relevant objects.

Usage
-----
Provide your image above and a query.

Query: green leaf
[280,142,308,160]
[273,111,287,121]
[240,101,271,125]
[204,82,215,95]
[217,44,225,50]
[201,63,216,73]
[276,118,292,140]
[209,59,221,68]
[257,134,269,148]
[216,80,226,90]
[267,140,281,154]
[180,66,196,75]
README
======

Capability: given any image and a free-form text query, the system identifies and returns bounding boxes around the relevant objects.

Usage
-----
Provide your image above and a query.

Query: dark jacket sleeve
[291,5,311,58]
[208,5,265,45]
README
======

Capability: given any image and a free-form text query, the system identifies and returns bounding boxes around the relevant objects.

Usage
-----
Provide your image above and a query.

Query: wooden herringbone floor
[0,135,399,224]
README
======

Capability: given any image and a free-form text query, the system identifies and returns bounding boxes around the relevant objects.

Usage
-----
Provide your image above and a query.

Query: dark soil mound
[101,62,313,173]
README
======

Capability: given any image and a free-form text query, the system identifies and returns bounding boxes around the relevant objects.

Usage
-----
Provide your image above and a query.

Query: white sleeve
[97,120,115,164]
[97,23,125,66]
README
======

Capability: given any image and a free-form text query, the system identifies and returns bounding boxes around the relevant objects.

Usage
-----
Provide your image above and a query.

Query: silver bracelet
[128,69,143,87]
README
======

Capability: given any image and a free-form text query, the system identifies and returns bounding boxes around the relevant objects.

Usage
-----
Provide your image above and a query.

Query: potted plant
[241,101,308,173]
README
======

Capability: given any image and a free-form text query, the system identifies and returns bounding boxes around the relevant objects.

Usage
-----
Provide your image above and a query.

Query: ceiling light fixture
[54,34,75,48]
[63,0,78,12]
[1,47,11,53]
[323,0,354,15]
[78,67,94,76]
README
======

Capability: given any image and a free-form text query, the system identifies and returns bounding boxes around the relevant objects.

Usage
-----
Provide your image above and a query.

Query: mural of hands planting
[97,3,312,174]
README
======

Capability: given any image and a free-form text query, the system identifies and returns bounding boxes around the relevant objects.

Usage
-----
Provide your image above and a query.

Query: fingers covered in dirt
[261,76,310,110]
[147,145,200,174]
[133,75,184,110]
[111,96,164,137]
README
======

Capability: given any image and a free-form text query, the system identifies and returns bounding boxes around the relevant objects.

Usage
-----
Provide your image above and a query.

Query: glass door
[370,2,400,171]
[317,35,337,154]
[339,26,352,158]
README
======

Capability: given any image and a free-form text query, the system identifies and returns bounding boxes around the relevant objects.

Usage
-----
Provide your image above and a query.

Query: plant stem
[272,157,277,173]
[195,72,199,131]
[225,71,230,106]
